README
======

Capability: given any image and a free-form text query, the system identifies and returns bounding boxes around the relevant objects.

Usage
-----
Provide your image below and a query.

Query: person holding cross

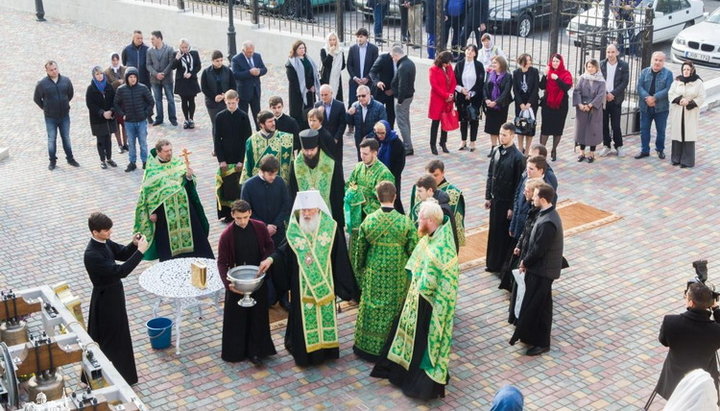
[133,139,214,261]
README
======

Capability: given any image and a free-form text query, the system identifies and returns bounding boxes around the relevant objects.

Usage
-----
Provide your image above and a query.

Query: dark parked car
[488,0,579,37]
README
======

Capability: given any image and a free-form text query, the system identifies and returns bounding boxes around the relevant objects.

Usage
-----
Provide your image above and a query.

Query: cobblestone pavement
[1,6,719,410]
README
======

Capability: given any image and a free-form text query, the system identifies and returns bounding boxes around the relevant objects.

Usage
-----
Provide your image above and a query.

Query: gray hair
[419,199,443,224]
[319,84,333,93]
[179,38,190,47]
[92,65,103,75]
[652,51,666,60]
[357,85,371,95]
[606,43,619,53]
[242,40,254,51]
[391,45,405,57]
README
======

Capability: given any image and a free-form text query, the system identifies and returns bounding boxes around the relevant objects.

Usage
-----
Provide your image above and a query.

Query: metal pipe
[35,0,46,22]
[228,0,238,61]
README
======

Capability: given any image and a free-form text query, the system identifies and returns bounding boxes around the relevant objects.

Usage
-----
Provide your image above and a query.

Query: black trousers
[603,100,623,148]
[400,6,409,41]
[96,134,112,161]
[430,120,447,147]
[460,120,479,142]
[444,16,465,55]
[239,96,261,129]
[180,96,196,121]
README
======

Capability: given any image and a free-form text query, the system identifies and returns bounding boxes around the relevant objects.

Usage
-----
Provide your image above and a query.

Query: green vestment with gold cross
[386,217,459,385]
[353,208,418,358]
[344,160,394,282]
[133,149,209,261]
[240,130,294,184]
[409,181,466,247]
[286,212,339,353]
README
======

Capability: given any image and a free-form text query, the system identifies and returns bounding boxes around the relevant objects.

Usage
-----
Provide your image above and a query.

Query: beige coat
[669,79,705,142]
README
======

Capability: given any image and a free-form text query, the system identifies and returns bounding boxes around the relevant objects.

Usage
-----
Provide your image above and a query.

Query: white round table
[139,257,224,354]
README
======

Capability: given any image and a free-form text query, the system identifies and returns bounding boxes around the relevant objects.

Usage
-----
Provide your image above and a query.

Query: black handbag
[514,108,536,136]
[465,104,480,121]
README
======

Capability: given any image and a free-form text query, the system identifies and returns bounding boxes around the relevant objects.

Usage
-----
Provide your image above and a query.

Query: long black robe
[214,108,253,219]
[217,219,276,362]
[84,238,143,385]
[153,182,215,262]
[271,222,360,366]
[500,207,539,292]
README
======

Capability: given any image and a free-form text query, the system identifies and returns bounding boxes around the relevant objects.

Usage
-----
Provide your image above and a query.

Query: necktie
[247,56,253,68]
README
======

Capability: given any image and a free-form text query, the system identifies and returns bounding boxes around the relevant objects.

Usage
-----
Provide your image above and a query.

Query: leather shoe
[170,120,178,126]
[440,144,449,153]
[657,151,666,159]
[152,120,164,126]
[526,346,550,356]
[249,356,262,366]
[634,152,650,159]
[431,146,438,155]
[67,159,80,167]
[405,149,414,156]
[48,162,56,171]
[125,163,137,172]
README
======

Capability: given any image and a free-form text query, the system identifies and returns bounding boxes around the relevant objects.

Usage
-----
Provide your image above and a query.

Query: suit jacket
[345,99,387,141]
[347,43,379,84]
[600,58,630,105]
[369,52,395,103]
[231,52,268,101]
[454,59,485,108]
[314,99,347,141]
[392,55,416,104]
[656,308,720,399]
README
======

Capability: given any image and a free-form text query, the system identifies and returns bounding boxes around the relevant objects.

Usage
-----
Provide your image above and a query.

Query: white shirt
[606,61,617,93]
[361,104,368,122]
[460,61,477,95]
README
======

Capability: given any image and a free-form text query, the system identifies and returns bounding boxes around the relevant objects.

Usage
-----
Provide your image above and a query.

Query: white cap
[291,190,331,216]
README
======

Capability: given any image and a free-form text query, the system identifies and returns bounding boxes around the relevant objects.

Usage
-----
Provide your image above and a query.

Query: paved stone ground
[1,5,719,410]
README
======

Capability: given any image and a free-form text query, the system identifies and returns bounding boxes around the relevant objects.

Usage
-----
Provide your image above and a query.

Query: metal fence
[138,0,657,135]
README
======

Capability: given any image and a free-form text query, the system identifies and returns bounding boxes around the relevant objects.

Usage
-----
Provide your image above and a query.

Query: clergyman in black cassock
[485,125,525,273]
[84,213,148,385]
[217,203,276,363]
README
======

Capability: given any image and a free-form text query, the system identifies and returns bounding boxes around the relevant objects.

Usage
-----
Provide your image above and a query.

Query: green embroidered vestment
[240,131,294,184]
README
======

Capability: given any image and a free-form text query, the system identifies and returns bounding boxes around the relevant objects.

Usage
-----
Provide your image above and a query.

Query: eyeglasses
[357,94,367,97]
[375,132,386,135]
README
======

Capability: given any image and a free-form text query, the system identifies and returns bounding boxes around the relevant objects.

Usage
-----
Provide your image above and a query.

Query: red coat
[428,64,457,120]
[217,219,274,290]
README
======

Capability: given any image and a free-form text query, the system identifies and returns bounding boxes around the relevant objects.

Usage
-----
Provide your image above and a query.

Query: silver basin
[227,265,265,307]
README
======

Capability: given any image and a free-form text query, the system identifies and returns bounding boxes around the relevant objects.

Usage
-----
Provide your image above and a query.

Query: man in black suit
[655,282,720,400]
[599,43,630,158]
[315,84,347,167]
[369,51,396,128]
[347,28,379,109]
[231,41,267,129]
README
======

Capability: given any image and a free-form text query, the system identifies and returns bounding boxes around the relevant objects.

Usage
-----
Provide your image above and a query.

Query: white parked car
[567,0,704,50]
[672,7,720,68]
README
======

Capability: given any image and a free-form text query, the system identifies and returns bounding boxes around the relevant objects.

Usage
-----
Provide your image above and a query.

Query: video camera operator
[655,280,720,401]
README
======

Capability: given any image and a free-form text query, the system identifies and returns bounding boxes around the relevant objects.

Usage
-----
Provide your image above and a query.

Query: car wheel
[280,0,297,17]
[517,14,533,38]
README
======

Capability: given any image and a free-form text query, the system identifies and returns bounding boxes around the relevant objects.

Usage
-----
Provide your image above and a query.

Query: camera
[686,260,719,301]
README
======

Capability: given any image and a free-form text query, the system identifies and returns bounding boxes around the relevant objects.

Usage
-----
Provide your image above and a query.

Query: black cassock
[271,226,359,366]
[218,220,276,362]
[83,238,143,385]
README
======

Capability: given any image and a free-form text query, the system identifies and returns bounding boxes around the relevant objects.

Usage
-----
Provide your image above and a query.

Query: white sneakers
[598,147,613,157]
[598,146,626,158]
[616,147,626,157]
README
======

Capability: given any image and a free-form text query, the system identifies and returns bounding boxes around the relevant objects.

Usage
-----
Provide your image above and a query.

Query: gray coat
[147,44,175,85]
[573,74,606,147]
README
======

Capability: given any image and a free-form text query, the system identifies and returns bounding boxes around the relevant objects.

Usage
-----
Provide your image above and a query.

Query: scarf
[580,71,604,82]
[489,70,506,109]
[677,72,701,84]
[181,51,195,75]
[545,54,573,109]
[324,45,344,100]
[290,56,320,106]
[92,66,107,93]
[375,119,398,166]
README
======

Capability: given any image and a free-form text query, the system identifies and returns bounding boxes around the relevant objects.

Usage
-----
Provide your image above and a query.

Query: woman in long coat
[172,39,202,129]
[669,61,705,168]
[319,32,345,102]
[539,53,572,161]
[454,44,484,152]
[286,40,321,130]
[428,51,457,155]
[86,66,117,169]
[573,59,606,163]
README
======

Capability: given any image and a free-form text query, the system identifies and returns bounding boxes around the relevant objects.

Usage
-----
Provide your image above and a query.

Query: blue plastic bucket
[146,317,173,349]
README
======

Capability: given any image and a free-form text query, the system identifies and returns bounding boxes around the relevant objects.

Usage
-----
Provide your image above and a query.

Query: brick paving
[1,5,719,410]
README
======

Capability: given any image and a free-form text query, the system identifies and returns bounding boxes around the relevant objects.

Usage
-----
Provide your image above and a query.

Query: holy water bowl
[227,265,265,307]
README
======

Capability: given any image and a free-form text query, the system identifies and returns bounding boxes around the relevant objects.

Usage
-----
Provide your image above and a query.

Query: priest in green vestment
[344,138,394,282]
[240,110,295,184]
[259,191,359,366]
[133,139,214,261]
[353,181,418,362]
[410,160,466,247]
[371,199,460,400]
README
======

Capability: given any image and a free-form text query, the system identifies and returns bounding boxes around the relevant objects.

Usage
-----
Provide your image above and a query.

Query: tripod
[643,352,720,410]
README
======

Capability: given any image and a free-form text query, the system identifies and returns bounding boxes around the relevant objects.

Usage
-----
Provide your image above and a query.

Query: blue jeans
[373,3,388,38]
[125,121,148,164]
[640,109,668,154]
[151,81,176,123]
[45,115,73,162]
[427,34,436,60]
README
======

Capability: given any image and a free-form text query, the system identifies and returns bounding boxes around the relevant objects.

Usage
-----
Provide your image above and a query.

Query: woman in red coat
[428,51,457,155]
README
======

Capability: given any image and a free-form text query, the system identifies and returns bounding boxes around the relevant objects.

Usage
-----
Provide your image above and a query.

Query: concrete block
[0,147,9,161]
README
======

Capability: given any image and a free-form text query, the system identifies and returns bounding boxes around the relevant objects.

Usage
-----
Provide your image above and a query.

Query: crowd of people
[32,19,701,406]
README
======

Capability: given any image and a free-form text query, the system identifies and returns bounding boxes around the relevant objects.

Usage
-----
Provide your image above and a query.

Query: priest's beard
[303,152,320,169]
[300,214,321,234]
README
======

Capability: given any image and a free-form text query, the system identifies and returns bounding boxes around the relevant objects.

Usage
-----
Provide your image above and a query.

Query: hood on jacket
[124,66,139,84]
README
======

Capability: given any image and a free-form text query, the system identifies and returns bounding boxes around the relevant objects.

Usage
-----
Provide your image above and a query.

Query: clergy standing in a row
[133,139,214,261]
[344,138,394,281]
[353,182,417,361]
[217,200,276,364]
[259,191,359,367]
[214,90,253,222]
[371,199,460,400]
[240,110,295,184]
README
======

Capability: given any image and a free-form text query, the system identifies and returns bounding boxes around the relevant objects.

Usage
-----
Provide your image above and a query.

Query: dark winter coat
[485,144,525,202]
[34,74,74,119]
[86,81,117,137]
[121,42,150,85]
[172,50,201,97]
[113,67,154,122]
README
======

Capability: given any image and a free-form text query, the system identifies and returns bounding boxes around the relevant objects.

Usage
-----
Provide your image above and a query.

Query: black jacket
[34,74,74,119]
[213,108,253,164]
[314,99,347,142]
[369,53,395,104]
[656,308,720,399]
[512,67,540,110]
[392,55,416,104]
[485,144,525,201]
[172,50,201,97]
[85,81,117,137]
[241,175,291,246]
[201,65,234,109]
[113,68,154,122]
[347,43,379,85]
[483,72,513,110]
[600,58,630,105]
[454,59,485,111]
[522,206,564,280]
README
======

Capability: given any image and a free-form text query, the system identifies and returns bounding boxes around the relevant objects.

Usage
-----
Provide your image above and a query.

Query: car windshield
[708,9,720,24]
[637,0,653,8]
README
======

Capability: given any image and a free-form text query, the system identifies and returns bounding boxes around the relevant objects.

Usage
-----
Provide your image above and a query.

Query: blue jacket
[446,0,465,17]
[231,52,267,102]
[637,67,673,113]
[121,42,150,86]
[345,98,387,141]
[509,168,558,238]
